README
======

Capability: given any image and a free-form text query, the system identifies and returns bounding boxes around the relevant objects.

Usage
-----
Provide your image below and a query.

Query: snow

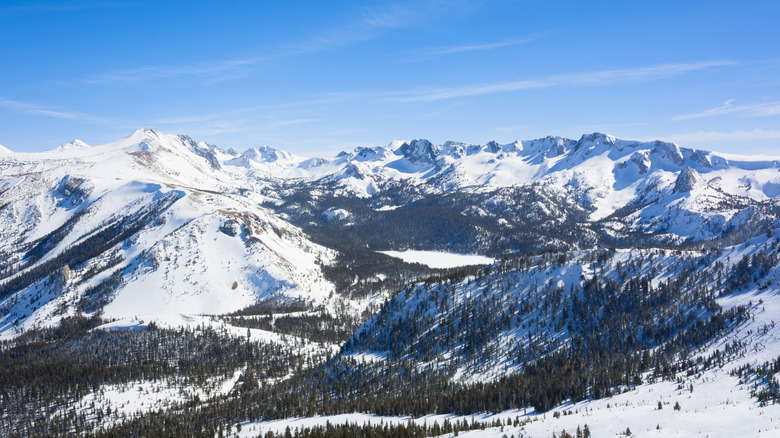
[93,313,340,356]
[2,129,780,435]
[589,185,638,220]
[322,208,351,222]
[49,139,91,153]
[342,352,388,363]
[235,363,780,437]
[0,128,340,340]
[75,367,245,424]
[93,318,148,331]
[375,205,401,211]
[238,282,780,437]
[1,126,778,338]
[379,250,495,269]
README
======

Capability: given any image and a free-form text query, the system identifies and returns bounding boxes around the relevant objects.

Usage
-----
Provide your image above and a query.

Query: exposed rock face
[674,167,705,193]
[399,139,438,166]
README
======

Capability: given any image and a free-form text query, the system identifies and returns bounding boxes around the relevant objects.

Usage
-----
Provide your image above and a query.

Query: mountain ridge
[1,127,778,334]
[1,128,779,436]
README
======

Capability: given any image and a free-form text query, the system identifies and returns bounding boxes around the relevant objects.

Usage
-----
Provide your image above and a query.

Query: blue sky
[1,0,779,156]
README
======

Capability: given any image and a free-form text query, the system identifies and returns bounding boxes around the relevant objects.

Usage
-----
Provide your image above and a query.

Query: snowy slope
[49,139,91,153]
[0,129,337,339]
[237,360,780,437]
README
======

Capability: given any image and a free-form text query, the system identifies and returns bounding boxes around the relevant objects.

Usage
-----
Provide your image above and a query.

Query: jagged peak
[339,162,370,179]
[137,127,161,136]
[397,139,438,164]
[674,166,706,193]
[571,133,618,154]
[65,139,90,149]
[351,146,391,162]
[242,145,296,163]
[485,140,500,153]
[387,140,408,149]
[442,140,467,148]
[128,127,163,141]
[111,128,173,151]
[125,128,201,151]
[105,129,223,170]
[578,132,617,144]
[519,136,573,158]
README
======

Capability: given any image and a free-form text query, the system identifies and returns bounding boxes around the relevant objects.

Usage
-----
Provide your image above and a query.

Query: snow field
[379,250,496,269]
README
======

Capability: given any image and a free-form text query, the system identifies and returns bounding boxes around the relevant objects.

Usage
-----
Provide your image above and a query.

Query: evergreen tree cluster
[0,316,326,437]
[2,220,778,436]
[730,355,780,406]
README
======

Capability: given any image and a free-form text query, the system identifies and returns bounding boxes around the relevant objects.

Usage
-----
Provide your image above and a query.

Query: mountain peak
[109,128,167,151]
[136,127,161,137]
[519,136,573,158]
[397,139,438,165]
[244,145,296,163]
[125,127,163,143]
[0,144,12,155]
[350,146,391,162]
[51,139,91,152]
[577,132,617,146]
[674,166,705,193]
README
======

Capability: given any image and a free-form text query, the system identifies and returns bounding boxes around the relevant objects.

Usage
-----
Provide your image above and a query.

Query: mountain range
[1,129,779,437]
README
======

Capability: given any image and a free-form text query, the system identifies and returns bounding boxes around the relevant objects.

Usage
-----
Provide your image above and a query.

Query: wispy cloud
[384,61,733,102]
[426,38,537,56]
[0,98,111,123]
[360,0,483,29]
[285,0,454,55]
[402,35,541,62]
[75,1,485,84]
[145,105,326,140]
[81,58,260,84]
[359,2,420,29]
[672,99,780,120]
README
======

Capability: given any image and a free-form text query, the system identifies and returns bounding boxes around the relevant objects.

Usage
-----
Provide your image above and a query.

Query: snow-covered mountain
[2,128,780,436]
[220,132,780,246]
[227,132,779,204]
[1,129,778,339]
[0,129,339,338]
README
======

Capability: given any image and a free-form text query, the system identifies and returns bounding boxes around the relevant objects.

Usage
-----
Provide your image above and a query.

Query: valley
[0,129,779,437]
